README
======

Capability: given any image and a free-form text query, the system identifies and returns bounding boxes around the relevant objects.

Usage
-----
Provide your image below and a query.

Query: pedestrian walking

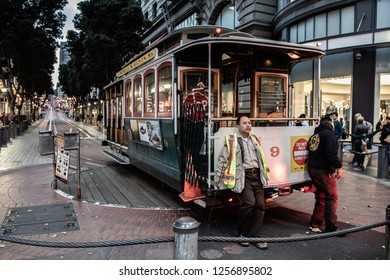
[215,115,269,250]
[350,116,369,169]
[330,112,343,140]
[349,113,372,165]
[348,128,382,171]
[307,115,343,233]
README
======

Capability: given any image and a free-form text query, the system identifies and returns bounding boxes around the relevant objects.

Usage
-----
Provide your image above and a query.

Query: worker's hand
[335,168,343,179]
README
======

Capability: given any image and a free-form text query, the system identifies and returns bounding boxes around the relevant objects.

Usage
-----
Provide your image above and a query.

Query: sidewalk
[0,120,190,260]
[1,120,390,260]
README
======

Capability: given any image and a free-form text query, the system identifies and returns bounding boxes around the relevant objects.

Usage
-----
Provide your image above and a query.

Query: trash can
[38,130,54,156]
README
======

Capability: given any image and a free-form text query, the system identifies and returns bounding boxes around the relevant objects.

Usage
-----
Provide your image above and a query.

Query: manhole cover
[200,249,223,259]
[0,203,79,235]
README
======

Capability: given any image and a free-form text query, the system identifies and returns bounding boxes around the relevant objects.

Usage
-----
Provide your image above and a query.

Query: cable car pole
[207,42,212,190]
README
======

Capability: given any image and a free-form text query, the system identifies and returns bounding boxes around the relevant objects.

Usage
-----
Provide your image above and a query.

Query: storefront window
[321,52,353,132]
[314,14,326,39]
[327,10,340,37]
[291,53,353,131]
[341,6,354,34]
[216,4,239,29]
[376,48,390,128]
[377,0,390,28]
[321,76,352,131]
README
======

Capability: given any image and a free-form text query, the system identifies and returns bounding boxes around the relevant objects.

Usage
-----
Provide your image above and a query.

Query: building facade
[275,0,390,133]
[140,0,390,133]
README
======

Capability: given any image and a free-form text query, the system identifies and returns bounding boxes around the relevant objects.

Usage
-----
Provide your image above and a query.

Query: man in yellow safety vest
[215,115,269,250]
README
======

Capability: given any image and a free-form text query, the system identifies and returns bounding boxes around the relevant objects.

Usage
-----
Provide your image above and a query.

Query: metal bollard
[377,145,389,179]
[5,125,10,143]
[0,127,3,147]
[386,204,390,260]
[172,216,200,260]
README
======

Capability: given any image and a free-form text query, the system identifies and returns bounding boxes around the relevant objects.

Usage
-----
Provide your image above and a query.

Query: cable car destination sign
[116,48,156,78]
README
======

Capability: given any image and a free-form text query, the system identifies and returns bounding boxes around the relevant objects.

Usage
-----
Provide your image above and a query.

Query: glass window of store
[216,4,239,29]
[341,6,354,34]
[376,48,390,128]
[327,10,340,36]
[306,17,314,41]
[377,0,390,28]
[321,53,353,132]
[290,52,353,132]
[315,14,327,39]
[291,6,354,43]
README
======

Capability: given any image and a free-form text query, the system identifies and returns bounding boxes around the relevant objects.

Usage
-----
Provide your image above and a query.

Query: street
[0,110,390,260]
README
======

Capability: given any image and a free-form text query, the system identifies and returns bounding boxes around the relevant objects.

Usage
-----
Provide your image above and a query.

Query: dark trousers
[308,168,339,232]
[353,139,364,167]
[237,170,265,237]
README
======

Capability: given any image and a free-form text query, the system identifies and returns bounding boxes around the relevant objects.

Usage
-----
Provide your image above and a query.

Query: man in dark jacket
[307,115,343,233]
[330,112,343,139]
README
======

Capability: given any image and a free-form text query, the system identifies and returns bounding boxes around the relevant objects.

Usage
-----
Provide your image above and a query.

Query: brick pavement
[0,120,390,260]
[0,120,191,260]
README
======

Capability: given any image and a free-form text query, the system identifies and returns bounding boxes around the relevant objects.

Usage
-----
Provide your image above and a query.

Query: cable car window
[158,65,172,114]
[145,71,155,114]
[180,69,217,115]
[221,82,234,116]
[125,80,132,117]
[258,75,286,117]
[134,76,142,114]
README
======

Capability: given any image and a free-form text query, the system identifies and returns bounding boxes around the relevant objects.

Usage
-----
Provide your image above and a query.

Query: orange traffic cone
[179,153,205,202]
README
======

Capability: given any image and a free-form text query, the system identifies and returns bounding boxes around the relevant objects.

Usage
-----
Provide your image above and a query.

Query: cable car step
[103,150,130,165]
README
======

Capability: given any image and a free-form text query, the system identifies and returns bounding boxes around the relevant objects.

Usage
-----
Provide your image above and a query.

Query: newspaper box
[64,132,79,150]
[38,130,54,155]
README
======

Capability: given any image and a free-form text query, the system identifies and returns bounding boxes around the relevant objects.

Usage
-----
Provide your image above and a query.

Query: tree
[0,0,67,116]
[62,0,150,98]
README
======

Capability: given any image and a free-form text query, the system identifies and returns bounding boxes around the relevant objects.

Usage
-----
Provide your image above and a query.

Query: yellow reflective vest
[221,133,269,190]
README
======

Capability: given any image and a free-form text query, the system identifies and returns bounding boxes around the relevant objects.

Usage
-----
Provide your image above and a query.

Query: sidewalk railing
[1,205,390,260]
[340,140,390,179]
